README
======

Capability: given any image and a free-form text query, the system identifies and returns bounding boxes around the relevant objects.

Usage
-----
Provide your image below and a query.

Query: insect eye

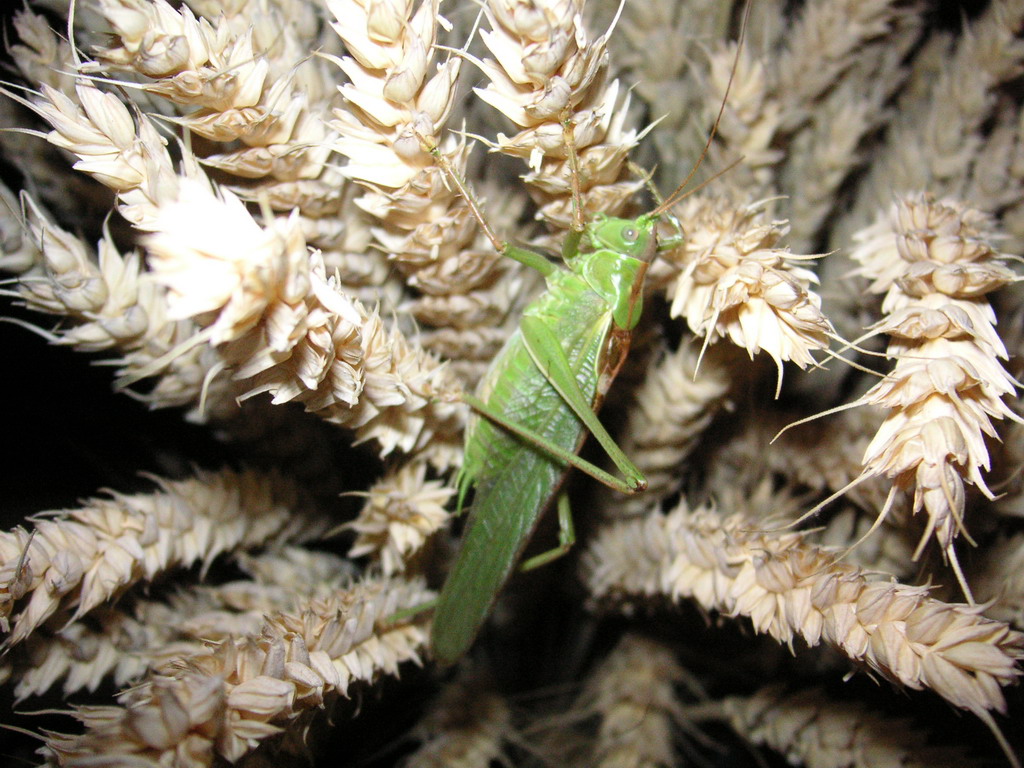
[622,227,638,242]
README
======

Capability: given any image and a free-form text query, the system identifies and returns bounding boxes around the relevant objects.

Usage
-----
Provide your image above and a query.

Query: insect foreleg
[561,115,586,235]
[625,160,687,252]
[654,195,685,251]
[519,493,575,571]
[519,315,646,492]
[420,137,557,277]
[504,244,557,277]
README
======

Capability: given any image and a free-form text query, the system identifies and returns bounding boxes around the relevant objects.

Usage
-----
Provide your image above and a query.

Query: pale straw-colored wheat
[87,0,357,258]
[90,0,337,175]
[772,0,907,135]
[0,607,168,702]
[89,0,365,288]
[608,0,734,178]
[41,575,433,765]
[403,670,512,768]
[584,499,1024,721]
[325,0,535,391]
[723,0,926,255]
[1,548,357,702]
[836,0,1024,247]
[654,193,834,388]
[611,339,731,518]
[844,193,1020,598]
[8,197,239,419]
[471,0,642,229]
[7,7,416,433]
[346,459,454,574]
[964,97,1024,225]
[699,40,784,193]
[3,0,1024,765]
[8,189,233,415]
[0,468,315,647]
[704,685,988,768]
[9,9,79,94]
[971,532,1024,630]
[778,11,920,252]
[0,182,37,272]
[648,0,909,201]
[574,633,688,768]
[142,178,463,459]
[3,78,184,228]
[813,506,920,580]
[2,190,234,419]
[0,55,241,415]
[743,405,893,516]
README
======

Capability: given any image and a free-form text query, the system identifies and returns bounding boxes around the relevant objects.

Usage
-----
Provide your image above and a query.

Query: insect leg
[421,139,556,277]
[384,597,438,626]
[657,225,685,252]
[559,115,586,261]
[520,315,646,491]
[461,392,638,492]
[519,492,575,571]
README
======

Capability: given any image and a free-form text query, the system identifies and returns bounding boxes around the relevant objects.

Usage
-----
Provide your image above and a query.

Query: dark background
[0,2,1015,767]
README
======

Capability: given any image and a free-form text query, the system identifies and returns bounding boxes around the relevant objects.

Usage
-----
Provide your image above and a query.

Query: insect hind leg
[520,492,575,571]
[461,392,642,493]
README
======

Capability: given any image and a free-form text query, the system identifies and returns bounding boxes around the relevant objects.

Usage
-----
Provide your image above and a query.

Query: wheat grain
[612,340,731,517]
[580,634,686,768]
[404,671,512,768]
[41,576,433,766]
[713,685,988,768]
[1,548,359,702]
[472,0,643,228]
[143,179,463,458]
[846,194,1020,593]
[838,0,1024,242]
[657,194,833,386]
[346,460,454,574]
[584,500,1024,718]
[0,468,314,646]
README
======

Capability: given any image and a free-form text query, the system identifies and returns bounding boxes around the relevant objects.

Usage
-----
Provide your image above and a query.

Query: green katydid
[431,213,674,664]
[425,8,748,666]
[421,130,698,663]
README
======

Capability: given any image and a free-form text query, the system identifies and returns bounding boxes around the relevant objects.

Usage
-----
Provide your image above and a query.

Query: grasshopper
[426,6,746,666]
[425,138,692,663]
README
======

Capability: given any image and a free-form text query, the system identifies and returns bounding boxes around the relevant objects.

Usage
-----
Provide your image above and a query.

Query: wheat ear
[584,500,1024,719]
[846,193,1020,596]
[41,576,433,765]
[0,468,314,646]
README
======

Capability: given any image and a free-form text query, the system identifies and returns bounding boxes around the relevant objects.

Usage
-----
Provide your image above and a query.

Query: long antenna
[652,0,752,217]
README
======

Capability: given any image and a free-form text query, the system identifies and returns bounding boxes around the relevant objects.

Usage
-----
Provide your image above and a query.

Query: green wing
[431,270,618,663]
[431,438,566,664]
